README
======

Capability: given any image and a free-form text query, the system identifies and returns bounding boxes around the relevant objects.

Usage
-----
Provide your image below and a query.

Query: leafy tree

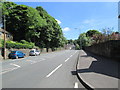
[86,30,101,37]
[36,6,66,51]
[2,2,66,51]
[77,33,92,49]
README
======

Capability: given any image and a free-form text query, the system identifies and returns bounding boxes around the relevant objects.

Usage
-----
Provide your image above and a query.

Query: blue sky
[15,2,118,40]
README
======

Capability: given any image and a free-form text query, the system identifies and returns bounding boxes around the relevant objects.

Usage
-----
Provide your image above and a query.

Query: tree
[77,33,92,49]
[86,30,101,37]
[2,2,46,42]
[36,6,66,51]
[2,2,66,51]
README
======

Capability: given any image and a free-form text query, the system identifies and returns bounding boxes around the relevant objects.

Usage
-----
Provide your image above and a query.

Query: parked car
[8,51,26,59]
[29,49,40,56]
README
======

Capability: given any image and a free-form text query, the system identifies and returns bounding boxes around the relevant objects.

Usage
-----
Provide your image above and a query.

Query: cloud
[55,19,61,24]
[62,27,71,32]
[83,19,95,24]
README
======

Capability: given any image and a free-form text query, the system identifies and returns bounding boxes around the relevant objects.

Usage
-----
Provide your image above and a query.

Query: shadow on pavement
[77,51,120,79]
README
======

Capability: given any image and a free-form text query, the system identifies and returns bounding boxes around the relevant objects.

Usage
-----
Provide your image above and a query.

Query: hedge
[0,39,3,47]
[6,40,35,49]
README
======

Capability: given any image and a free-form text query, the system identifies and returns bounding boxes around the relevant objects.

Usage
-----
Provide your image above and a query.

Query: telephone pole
[3,15,6,59]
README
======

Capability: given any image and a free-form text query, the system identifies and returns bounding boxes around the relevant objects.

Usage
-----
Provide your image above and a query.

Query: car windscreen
[36,50,39,52]
[30,51,34,52]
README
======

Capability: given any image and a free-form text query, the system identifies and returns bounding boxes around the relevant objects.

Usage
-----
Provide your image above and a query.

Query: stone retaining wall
[84,40,120,59]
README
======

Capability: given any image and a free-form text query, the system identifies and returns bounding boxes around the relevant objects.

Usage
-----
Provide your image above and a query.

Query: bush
[6,40,35,49]
[0,39,3,47]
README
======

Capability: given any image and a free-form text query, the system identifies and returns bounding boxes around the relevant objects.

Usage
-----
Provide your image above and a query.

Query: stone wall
[84,40,120,59]
[0,48,65,59]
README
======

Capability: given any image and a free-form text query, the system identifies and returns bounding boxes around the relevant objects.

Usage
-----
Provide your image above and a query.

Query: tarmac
[77,50,120,89]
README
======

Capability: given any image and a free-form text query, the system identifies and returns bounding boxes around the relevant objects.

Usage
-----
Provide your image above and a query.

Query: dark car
[8,51,26,59]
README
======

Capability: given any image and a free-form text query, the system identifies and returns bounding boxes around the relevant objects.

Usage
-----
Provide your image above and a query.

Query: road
[1,50,85,88]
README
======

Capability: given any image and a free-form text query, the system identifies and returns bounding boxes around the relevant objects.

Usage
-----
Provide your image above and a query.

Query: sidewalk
[77,50,119,89]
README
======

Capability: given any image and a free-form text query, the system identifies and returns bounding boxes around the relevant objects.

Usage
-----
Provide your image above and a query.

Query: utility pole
[3,15,6,59]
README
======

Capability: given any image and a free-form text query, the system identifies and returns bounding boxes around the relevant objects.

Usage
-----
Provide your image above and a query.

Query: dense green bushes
[0,39,3,47]
[6,40,35,49]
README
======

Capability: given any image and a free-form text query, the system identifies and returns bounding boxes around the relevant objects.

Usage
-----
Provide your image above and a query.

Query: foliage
[68,39,74,44]
[0,39,3,47]
[2,2,67,51]
[75,44,80,50]
[77,33,92,48]
[5,40,35,49]
[86,30,102,37]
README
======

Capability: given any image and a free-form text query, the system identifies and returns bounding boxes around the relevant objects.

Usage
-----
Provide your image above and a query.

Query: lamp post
[3,15,6,59]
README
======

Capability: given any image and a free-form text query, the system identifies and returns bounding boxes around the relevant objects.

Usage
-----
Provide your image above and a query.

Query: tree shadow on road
[77,51,120,79]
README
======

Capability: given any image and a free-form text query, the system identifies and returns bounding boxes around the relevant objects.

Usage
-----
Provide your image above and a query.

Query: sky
[13,2,118,40]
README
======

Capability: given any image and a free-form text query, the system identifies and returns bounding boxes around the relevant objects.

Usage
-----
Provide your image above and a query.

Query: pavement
[77,50,120,89]
[1,50,85,88]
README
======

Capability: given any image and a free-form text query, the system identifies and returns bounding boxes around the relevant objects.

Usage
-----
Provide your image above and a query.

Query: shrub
[6,40,35,49]
[0,39,4,47]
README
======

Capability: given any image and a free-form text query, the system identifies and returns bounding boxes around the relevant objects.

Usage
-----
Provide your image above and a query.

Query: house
[0,28,13,40]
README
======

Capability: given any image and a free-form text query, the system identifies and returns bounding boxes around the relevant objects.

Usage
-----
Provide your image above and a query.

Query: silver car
[29,50,40,56]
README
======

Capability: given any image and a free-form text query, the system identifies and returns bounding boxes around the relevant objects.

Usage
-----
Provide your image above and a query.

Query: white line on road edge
[0,63,21,75]
[1,67,17,75]
[46,64,62,78]
[74,82,78,88]
[10,63,21,68]
[65,58,70,62]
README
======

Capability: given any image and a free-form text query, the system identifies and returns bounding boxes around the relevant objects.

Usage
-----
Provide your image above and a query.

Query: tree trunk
[46,48,49,52]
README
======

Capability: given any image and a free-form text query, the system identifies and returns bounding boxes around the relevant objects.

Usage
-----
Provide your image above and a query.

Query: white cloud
[55,19,61,24]
[83,19,95,24]
[62,27,71,32]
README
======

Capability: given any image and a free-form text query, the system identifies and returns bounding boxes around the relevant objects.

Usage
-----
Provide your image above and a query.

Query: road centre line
[46,64,62,78]
[74,82,78,88]
[70,55,73,57]
[65,58,70,62]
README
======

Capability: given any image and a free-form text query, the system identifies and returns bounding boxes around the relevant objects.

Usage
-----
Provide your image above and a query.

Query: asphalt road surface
[1,50,85,88]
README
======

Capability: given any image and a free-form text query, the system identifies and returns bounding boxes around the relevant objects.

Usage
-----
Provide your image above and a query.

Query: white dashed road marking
[46,64,62,78]
[74,82,78,88]
[65,58,70,62]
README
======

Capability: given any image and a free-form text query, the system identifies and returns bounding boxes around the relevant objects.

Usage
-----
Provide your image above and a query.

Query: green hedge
[6,40,35,49]
[0,39,3,47]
